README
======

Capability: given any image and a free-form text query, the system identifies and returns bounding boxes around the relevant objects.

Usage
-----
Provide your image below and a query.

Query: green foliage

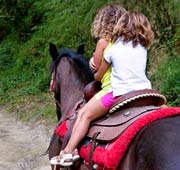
[0,0,45,41]
[153,56,180,106]
[0,46,15,71]
[0,0,180,120]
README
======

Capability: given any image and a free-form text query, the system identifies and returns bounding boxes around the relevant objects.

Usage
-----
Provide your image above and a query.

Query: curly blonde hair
[91,4,126,40]
[112,11,154,48]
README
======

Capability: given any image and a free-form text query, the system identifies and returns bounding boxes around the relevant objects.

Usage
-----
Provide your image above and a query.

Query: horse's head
[49,43,94,120]
[49,43,84,80]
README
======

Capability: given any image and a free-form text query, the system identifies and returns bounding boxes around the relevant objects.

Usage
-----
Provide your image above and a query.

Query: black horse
[48,43,180,170]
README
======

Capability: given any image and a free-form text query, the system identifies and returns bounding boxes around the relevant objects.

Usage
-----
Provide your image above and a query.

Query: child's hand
[89,57,97,73]
[49,79,54,92]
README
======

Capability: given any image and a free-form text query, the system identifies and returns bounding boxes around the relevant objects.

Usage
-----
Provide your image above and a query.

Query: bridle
[50,71,62,114]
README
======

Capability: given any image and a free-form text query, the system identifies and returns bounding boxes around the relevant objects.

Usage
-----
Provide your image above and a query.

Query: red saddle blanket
[55,107,180,170]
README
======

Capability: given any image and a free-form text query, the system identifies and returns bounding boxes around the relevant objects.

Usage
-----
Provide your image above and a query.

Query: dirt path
[0,107,53,170]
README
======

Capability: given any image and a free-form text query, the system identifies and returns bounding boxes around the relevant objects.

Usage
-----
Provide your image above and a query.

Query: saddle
[88,105,160,141]
[63,86,167,143]
[85,88,166,141]
[58,85,167,169]
[83,81,101,101]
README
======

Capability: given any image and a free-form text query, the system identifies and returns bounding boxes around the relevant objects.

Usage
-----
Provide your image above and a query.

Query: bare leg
[63,98,108,154]
[73,96,97,131]
[49,99,106,166]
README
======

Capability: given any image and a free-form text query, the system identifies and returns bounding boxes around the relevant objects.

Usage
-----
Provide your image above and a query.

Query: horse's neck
[57,58,86,115]
[61,83,84,114]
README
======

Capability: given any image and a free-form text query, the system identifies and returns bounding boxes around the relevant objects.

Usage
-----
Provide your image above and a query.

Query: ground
[0,106,53,170]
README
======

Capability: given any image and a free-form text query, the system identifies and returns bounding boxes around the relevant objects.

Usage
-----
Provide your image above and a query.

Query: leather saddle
[64,83,166,144]
[85,86,167,142]
[87,105,160,141]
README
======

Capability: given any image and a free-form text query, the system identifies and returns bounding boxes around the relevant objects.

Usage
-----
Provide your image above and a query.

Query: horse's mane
[51,48,94,83]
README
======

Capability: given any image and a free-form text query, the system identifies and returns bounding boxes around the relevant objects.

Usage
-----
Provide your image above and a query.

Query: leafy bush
[0,46,15,71]
[0,0,45,41]
[0,0,180,118]
[153,56,180,106]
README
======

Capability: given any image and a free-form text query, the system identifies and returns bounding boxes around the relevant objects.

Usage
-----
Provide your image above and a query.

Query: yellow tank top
[95,42,112,99]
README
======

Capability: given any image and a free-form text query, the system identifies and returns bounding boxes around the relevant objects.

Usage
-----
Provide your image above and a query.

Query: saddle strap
[89,132,100,170]
[61,111,76,150]
[61,98,85,150]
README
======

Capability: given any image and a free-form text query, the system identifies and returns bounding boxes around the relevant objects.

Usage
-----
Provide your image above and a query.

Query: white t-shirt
[104,38,152,97]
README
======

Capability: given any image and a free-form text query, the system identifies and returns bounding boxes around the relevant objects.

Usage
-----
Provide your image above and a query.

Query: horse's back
[133,116,180,170]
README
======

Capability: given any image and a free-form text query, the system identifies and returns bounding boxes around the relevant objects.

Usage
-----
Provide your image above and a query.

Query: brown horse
[48,43,180,170]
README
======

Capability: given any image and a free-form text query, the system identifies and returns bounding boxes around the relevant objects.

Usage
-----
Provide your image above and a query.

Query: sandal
[49,151,73,167]
[72,148,80,162]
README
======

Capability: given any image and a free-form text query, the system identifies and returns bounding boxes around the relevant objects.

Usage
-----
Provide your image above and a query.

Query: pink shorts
[101,92,119,110]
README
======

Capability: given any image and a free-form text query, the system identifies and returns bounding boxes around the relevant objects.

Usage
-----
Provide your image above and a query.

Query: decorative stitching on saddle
[109,93,167,114]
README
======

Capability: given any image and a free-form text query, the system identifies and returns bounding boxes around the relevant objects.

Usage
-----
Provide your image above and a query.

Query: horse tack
[63,89,165,143]
[83,81,102,101]
[85,89,166,141]
[61,99,86,150]
[87,105,160,141]
[109,89,167,113]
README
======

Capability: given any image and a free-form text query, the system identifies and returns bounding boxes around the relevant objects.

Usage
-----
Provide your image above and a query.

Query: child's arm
[94,59,109,81]
[89,38,108,72]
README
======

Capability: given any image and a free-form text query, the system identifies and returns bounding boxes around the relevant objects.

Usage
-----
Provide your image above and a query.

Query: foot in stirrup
[49,151,73,167]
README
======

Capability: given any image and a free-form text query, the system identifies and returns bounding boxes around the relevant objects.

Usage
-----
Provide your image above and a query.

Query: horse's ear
[77,44,85,55]
[49,43,59,61]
